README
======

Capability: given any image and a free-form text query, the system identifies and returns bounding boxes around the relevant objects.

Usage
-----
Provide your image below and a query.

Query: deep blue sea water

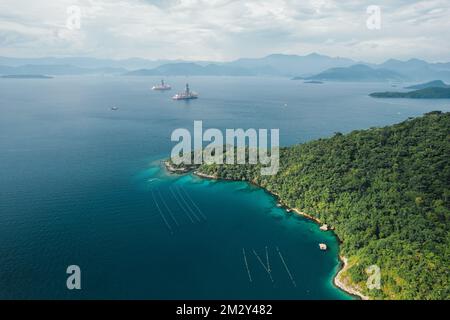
[0,76,449,299]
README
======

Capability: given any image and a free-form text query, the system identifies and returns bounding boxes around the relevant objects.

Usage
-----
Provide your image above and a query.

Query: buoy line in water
[242,248,252,283]
[151,190,173,234]
[178,186,207,220]
[174,187,202,222]
[253,249,274,283]
[156,189,179,227]
[276,246,296,287]
[169,187,195,223]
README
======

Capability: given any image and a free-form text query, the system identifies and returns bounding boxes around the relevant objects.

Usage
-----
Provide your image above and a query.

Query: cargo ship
[152,79,171,91]
[172,83,198,100]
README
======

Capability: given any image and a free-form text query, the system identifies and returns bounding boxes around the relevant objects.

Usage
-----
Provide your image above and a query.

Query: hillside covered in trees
[192,112,450,299]
[370,87,450,98]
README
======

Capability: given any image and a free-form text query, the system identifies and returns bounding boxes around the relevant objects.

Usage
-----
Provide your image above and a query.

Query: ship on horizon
[152,79,171,91]
[172,83,198,100]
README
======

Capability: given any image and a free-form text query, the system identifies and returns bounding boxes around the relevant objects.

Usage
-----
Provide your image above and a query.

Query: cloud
[0,0,449,62]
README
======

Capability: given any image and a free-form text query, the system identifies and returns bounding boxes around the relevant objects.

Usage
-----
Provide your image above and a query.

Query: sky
[0,0,449,63]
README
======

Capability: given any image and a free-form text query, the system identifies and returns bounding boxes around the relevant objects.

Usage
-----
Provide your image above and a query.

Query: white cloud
[0,0,449,62]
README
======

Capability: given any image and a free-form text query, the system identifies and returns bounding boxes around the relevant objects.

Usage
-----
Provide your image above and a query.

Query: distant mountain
[370,87,450,99]
[228,53,355,76]
[375,59,450,81]
[124,62,255,76]
[124,53,357,77]
[0,65,15,74]
[2,54,450,79]
[0,64,126,75]
[380,58,429,71]
[1,74,53,79]
[305,64,404,82]
[0,56,188,70]
[405,80,450,89]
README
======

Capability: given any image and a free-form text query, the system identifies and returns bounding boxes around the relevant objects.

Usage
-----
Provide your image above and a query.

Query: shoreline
[164,161,369,300]
[262,187,368,300]
[164,161,193,174]
[334,257,370,300]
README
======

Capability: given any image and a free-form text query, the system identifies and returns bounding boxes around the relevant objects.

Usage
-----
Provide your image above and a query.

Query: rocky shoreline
[164,160,197,174]
[334,257,370,300]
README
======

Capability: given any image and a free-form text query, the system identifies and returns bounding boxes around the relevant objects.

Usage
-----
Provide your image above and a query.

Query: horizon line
[1,52,449,65]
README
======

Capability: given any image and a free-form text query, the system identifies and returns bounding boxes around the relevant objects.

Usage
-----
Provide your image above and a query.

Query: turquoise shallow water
[131,160,350,299]
[1,76,449,299]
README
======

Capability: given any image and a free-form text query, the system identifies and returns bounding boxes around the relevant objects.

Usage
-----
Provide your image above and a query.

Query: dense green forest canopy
[183,111,450,299]
[370,87,450,98]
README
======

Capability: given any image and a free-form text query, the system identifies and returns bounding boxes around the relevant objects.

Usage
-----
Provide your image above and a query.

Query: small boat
[319,243,327,251]
[172,83,198,100]
[152,79,171,91]
[110,106,119,111]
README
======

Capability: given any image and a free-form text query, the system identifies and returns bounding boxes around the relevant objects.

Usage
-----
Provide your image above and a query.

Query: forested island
[304,80,324,84]
[166,112,450,299]
[370,87,450,99]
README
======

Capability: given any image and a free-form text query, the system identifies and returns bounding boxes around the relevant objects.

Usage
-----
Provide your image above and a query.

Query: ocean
[0,76,448,299]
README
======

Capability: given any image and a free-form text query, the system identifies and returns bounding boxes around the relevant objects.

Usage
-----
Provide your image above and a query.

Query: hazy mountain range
[1,53,450,82]
[0,64,126,76]
[405,80,450,89]
[125,62,256,76]
[123,53,356,77]
[297,64,404,82]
